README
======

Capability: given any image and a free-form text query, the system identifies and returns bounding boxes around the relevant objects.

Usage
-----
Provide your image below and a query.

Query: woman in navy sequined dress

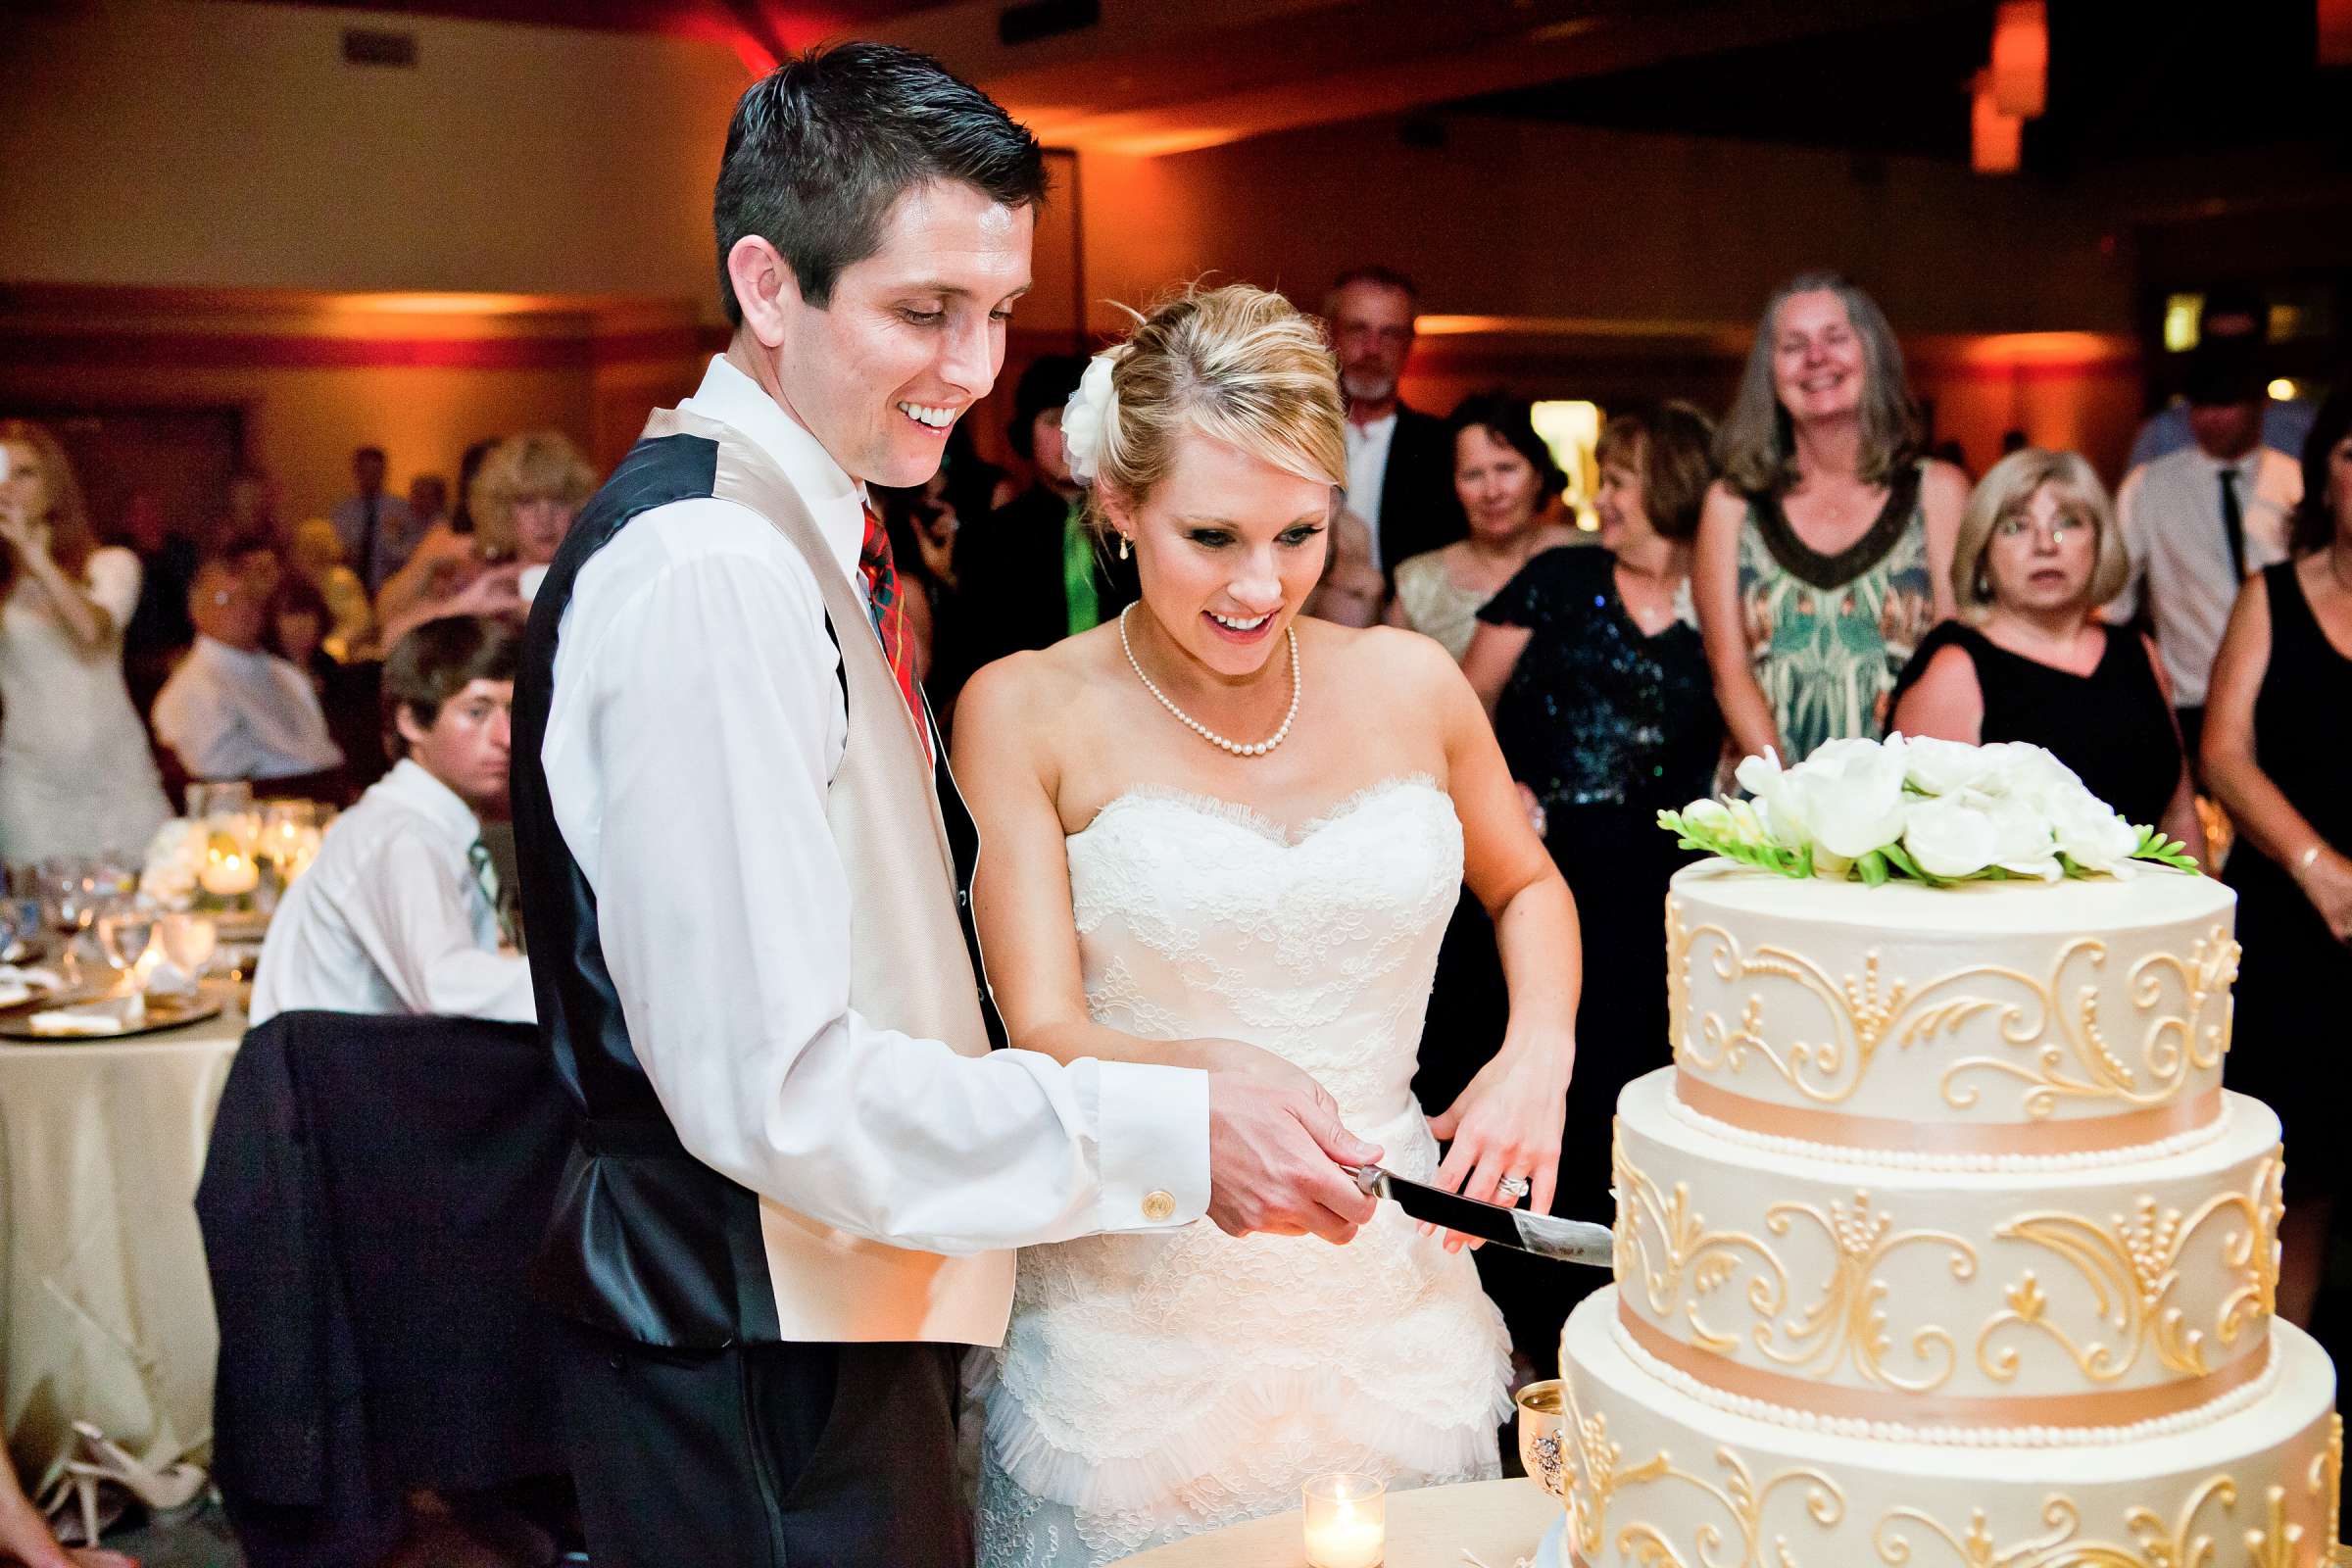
[1461,402,1723,1365]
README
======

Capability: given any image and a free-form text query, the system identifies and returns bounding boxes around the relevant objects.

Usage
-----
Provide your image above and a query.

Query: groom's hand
[1202,1073,1382,1246]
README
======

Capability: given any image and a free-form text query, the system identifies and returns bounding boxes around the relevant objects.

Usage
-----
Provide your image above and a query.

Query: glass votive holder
[1301,1472,1385,1568]
[1515,1378,1569,1498]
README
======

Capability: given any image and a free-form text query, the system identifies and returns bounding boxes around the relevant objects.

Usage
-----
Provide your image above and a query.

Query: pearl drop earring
[1118,533,1132,561]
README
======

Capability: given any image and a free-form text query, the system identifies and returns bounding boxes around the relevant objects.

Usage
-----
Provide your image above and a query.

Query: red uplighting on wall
[1989,1,2049,118]
[1971,75,2022,174]
[2322,0,2352,67]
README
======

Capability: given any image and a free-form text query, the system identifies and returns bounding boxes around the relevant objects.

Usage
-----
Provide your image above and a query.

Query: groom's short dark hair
[713,42,1048,325]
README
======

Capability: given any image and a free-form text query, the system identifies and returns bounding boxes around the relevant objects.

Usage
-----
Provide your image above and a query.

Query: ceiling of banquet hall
[222,0,2349,166]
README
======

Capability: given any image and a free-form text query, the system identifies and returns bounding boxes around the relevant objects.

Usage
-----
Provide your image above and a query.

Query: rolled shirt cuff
[1090,1058,1211,1232]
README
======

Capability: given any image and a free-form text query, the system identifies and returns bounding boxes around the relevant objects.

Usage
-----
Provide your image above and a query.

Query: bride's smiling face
[1110,426,1331,680]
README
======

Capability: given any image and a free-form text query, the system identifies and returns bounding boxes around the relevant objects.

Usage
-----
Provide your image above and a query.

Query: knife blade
[1351,1166,1614,1268]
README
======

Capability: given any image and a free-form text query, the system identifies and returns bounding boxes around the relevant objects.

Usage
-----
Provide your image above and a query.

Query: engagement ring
[1496,1174,1532,1203]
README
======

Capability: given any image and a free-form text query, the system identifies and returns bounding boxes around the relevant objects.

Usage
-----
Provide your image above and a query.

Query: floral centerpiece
[1657,735,2200,886]
[138,816,273,912]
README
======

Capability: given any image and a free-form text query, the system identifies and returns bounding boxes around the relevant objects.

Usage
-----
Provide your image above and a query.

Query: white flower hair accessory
[1059,352,1119,484]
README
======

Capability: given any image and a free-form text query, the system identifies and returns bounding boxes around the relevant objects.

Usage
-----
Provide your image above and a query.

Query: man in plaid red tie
[511,43,1373,1568]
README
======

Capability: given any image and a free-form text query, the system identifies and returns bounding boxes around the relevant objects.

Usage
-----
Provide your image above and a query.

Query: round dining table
[0,985,245,1491]
[1110,1476,1560,1567]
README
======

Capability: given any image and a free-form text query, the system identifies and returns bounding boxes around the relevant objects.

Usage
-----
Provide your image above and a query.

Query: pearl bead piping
[1118,603,1299,759]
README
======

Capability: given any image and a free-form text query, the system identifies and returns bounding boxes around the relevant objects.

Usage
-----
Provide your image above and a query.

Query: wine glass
[98,898,159,988]
[158,912,218,979]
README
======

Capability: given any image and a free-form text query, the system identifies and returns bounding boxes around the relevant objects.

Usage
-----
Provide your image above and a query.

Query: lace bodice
[1067,774,1461,1136]
[970,775,1510,1567]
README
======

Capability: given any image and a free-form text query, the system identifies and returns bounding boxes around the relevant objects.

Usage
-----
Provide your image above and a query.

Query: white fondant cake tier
[1558,1290,2341,1568]
[1614,1071,2282,1419]
[1666,860,2238,1152]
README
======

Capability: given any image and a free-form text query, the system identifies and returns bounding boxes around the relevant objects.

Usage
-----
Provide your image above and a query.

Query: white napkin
[27,993,147,1038]
[142,959,201,1000]
[0,964,65,1008]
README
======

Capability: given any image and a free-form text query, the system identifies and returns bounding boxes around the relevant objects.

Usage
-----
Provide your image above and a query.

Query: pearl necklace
[1118,604,1300,758]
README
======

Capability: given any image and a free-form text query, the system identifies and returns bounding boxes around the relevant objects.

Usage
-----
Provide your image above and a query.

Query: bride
[955,284,1583,1566]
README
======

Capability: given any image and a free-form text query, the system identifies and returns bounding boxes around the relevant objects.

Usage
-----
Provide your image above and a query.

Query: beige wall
[3,0,750,308]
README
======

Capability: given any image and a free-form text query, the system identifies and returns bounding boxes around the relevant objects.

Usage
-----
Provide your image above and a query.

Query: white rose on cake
[1901,791,2063,881]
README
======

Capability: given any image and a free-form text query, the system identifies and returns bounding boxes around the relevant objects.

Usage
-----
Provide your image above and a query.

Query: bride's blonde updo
[1081,283,1347,532]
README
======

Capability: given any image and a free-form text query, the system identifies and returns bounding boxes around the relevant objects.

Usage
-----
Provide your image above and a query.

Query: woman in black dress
[2203,386,2352,1328]
[1890,447,2205,856]
[1460,401,1722,1369]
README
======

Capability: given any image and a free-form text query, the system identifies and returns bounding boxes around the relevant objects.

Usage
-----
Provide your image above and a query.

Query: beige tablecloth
[1112,1476,1560,1567]
[0,990,243,1491]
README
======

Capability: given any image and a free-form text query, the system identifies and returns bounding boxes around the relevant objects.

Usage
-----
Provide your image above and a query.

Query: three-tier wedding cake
[1555,738,2342,1566]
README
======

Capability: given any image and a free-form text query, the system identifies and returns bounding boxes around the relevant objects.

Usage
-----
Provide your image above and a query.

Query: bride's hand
[1425,1033,1573,1251]
[1188,1036,1323,1097]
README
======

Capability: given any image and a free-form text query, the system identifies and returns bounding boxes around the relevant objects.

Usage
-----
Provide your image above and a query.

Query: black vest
[509,431,1003,1348]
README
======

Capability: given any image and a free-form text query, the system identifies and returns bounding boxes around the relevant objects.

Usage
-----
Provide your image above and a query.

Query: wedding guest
[1324,267,1465,584]
[2200,386,2352,1329]
[1693,272,1966,763]
[1385,392,1578,661]
[0,419,172,862]
[1892,448,2203,858]
[2108,344,2298,765]
[251,615,530,1027]
[1460,400,1721,1362]
[408,471,451,536]
[118,488,198,711]
[456,442,495,528]
[0,1440,131,1568]
[950,354,1137,688]
[328,445,421,593]
[150,557,345,791]
[2128,286,2314,470]
[471,431,596,604]
[289,516,378,660]
[268,570,331,687]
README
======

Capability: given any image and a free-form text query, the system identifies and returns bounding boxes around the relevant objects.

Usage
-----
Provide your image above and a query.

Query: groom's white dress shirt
[539,356,1210,1256]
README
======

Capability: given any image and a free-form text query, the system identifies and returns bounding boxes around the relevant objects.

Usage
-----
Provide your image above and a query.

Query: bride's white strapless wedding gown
[968,775,1512,1567]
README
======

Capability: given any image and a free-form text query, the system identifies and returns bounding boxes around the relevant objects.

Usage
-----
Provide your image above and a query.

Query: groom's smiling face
[750,179,1033,490]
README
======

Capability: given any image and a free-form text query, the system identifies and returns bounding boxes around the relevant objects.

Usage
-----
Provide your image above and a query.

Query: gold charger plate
[0,991,225,1042]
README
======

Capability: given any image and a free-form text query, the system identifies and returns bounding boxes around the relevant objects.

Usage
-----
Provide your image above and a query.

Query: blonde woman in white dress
[956,286,1583,1567]
[0,420,171,863]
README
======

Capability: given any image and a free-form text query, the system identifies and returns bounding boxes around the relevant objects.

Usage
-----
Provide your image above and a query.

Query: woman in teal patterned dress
[1693,273,1967,763]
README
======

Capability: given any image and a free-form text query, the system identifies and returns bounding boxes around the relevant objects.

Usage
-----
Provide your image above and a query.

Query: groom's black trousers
[553,1318,970,1567]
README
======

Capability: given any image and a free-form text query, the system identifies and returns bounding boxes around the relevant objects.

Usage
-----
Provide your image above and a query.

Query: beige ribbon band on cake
[1673,1070,2225,1156]
[1616,1300,2273,1429]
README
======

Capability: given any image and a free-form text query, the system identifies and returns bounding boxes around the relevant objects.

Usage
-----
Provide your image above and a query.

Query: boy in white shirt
[250,616,532,1025]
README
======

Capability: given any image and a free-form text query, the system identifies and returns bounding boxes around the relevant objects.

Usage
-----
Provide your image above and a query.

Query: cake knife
[1350,1167,1614,1267]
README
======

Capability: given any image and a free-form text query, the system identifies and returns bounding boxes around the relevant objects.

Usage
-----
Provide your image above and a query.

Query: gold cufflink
[1142,1190,1176,1222]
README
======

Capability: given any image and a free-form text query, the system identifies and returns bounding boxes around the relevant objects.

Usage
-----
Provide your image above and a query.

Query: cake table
[1108,1475,1558,1566]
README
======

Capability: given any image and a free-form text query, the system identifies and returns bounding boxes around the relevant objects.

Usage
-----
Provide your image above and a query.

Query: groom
[509,42,1382,1568]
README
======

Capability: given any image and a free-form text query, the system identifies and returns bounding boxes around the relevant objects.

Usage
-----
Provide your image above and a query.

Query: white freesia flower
[2047,785,2140,873]
[1786,735,1913,860]
[1678,798,1734,834]
[1059,352,1118,484]
[1978,742,2088,808]
[1902,734,1999,798]
[1901,791,2000,878]
[1733,749,1811,850]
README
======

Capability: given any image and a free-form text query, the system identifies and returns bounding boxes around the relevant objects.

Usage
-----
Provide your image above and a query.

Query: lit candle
[200,849,260,898]
[1302,1474,1384,1568]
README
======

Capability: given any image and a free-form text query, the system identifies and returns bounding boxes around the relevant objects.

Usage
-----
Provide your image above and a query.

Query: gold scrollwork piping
[2313,1413,2344,1548]
[1666,898,2238,1121]
[1614,1128,1977,1392]
[1872,1477,2247,1567]
[1975,1151,2281,1386]
[1557,1372,1844,1568]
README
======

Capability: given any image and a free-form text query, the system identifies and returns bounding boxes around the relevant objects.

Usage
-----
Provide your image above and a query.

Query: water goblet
[98,900,160,989]
[1515,1379,1570,1500]
[158,912,218,978]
